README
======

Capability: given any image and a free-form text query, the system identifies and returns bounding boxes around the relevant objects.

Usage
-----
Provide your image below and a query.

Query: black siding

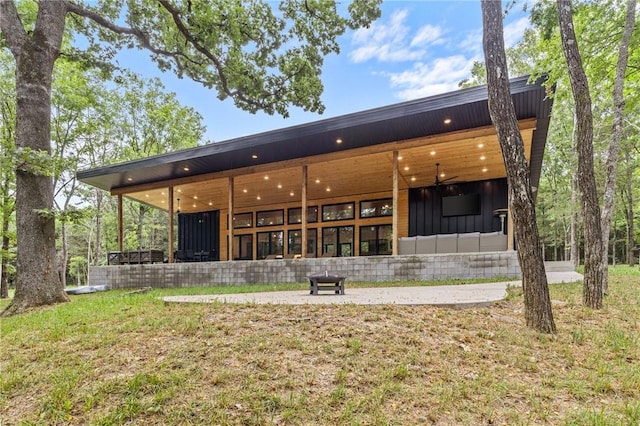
[178,210,220,260]
[409,178,508,236]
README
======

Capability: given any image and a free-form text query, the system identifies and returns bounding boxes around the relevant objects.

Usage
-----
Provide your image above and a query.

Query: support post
[301,165,308,257]
[392,151,399,255]
[117,194,123,252]
[168,187,174,263]
[228,176,234,261]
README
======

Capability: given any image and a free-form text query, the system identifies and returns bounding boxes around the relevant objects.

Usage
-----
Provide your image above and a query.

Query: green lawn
[1,266,639,425]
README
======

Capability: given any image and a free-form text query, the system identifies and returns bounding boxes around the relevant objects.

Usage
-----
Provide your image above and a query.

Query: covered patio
[78,76,552,286]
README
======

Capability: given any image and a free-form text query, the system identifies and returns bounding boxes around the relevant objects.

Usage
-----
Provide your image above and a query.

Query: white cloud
[503,17,530,47]
[457,16,529,54]
[348,6,529,101]
[458,28,483,55]
[410,24,445,48]
[350,9,445,63]
[385,55,477,100]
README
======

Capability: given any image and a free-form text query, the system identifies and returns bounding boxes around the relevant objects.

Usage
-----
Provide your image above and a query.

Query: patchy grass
[1,266,638,425]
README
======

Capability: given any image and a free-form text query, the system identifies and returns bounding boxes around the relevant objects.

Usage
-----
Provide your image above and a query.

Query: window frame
[322,225,354,257]
[287,228,317,255]
[256,230,284,258]
[232,212,253,229]
[359,224,393,256]
[233,234,253,260]
[287,206,318,225]
[256,209,284,227]
[321,202,355,222]
[359,198,393,218]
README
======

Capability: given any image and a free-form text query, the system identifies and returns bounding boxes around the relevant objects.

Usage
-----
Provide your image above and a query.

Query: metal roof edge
[77,75,544,182]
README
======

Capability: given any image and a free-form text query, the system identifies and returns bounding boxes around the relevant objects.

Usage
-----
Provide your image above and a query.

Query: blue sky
[116,1,530,143]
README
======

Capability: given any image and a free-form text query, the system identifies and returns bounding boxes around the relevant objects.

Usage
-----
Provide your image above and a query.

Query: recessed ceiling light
[480,155,486,161]
[440,173,445,178]
[290,191,294,196]
[478,143,484,148]
[161,200,165,203]
[482,167,488,172]
[326,187,331,192]
[257,195,261,200]
[177,189,182,193]
[193,195,198,199]
[277,183,282,189]
[430,151,436,156]
[398,155,403,160]
[336,138,342,144]
[251,154,258,159]
[161,191,165,195]
[183,166,190,171]
[243,188,248,193]
[411,176,417,182]
[145,194,149,198]
[444,118,452,124]
[192,203,196,207]
[315,178,320,184]
[404,166,410,171]
[208,201,213,206]
[127,177,133,182]
[264,176,269,180]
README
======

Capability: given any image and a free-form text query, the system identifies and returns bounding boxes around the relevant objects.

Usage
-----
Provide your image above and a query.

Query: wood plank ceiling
[123,119,536,214]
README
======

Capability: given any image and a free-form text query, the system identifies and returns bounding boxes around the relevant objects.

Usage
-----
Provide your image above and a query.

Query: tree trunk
[482,0,556,333]
[60,222,68,288]
[557,0,603,309]
[0,214,9,299]
[599,0,636,291]
[623,154,635,264]
[0,2,70,316]
[570,176,580,267]
[1,89,15,300]
[0,173,12,299]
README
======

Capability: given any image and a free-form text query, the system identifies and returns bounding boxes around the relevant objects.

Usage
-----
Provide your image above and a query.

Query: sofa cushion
[416,235,436,254]
[458,232,480,253]
[398,237,417,255]
[480,232,508,252]
[436,233,458,253]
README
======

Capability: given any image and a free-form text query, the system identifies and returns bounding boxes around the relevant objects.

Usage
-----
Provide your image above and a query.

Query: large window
[257,231,284,259]
[322,202,355,222]
[322,226,354,257]
[256,210,284,227]
[233,234,253,260]
[360,225,392,256]
[288,229,317,256]
[287,206,318,224]
[233,212,253,229]
[360,199,393,218]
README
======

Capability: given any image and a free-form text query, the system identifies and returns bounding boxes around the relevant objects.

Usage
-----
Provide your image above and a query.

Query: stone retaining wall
[88,251,521,289]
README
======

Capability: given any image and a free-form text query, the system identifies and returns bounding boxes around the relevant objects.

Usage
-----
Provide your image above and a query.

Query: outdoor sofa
[398,231,508,255]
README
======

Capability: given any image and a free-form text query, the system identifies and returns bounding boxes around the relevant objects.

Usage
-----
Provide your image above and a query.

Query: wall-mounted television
[441,193,481,217]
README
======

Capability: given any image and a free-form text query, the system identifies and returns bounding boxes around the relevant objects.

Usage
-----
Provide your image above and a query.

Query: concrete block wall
[88,251,521,289]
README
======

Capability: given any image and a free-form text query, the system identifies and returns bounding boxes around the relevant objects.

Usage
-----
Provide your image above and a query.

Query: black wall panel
[178,210,220,260]
[409,178,508,236]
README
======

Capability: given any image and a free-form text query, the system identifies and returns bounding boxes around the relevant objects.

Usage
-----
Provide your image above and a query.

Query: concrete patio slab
[162,271,583,308]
